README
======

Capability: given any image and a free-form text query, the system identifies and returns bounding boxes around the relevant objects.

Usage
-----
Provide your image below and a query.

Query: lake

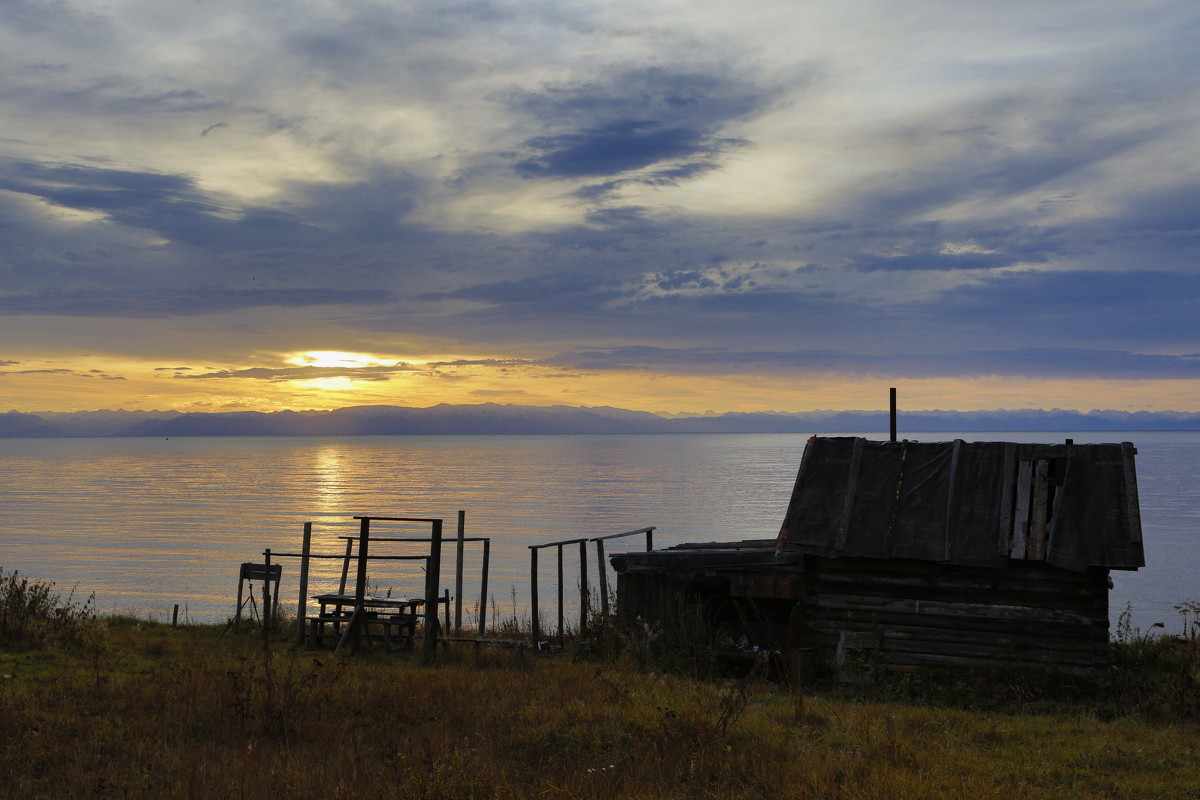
[1,431,1196,634]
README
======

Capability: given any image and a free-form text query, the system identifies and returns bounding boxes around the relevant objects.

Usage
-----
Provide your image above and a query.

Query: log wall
[615,554,1113,676]
[804,557,1111,676]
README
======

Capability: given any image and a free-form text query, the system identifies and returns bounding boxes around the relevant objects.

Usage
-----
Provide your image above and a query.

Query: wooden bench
[307,611,421,651]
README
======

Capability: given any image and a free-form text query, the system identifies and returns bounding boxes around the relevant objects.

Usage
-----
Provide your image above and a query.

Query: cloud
[0,158,218,219]
[847,226,1062,272]
[175,357,540,385]
[921,269,1200,349]
[0,366,128,381]
[0,288,395,318]
[425,358,536,368]
[5,368,76,375]
[470,389,530,397]
[177,363,417,382]
[544,345,1200,380]
[515,122,724,179]
[501,65,777,184]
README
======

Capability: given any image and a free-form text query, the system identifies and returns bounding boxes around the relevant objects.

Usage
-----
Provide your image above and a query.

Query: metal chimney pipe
[889,387,897,442]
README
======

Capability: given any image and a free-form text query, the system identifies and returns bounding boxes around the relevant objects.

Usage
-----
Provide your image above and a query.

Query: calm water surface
[1,432,1196,631]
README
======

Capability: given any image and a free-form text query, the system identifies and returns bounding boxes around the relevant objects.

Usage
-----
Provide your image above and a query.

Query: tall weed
[1109,601,1200,720]
[0,568,95,649]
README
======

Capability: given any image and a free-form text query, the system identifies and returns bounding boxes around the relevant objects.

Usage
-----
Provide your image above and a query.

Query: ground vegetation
[2,572,1199,799]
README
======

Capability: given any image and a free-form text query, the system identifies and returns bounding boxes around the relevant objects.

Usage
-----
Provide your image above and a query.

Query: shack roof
[775,437,1144,572]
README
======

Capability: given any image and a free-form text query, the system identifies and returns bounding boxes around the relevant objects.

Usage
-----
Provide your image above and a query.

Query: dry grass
[4,614,1200,800]
[4,574,1200,799]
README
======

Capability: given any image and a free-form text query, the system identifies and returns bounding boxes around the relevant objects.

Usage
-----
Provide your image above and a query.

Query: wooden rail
[332,525,490,637]
[273,515,492,657]
[590,527,655,617]
[529,537,590,649]
[529,526,656,649]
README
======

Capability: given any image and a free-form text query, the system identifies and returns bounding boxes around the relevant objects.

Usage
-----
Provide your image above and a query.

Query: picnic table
[307,593,424,651]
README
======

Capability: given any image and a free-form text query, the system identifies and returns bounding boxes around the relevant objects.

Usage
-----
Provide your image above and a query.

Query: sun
[286,350,396,368]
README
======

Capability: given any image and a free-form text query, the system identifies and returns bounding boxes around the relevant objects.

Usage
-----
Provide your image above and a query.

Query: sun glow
[294,377,359,392]
[286,351,397,368]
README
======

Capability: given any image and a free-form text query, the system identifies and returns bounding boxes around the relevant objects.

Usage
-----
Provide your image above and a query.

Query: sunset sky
[2,0,1198,414]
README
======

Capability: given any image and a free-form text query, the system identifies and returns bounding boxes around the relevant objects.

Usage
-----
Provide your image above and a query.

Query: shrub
[1108,601,1200,720]
[0,568,95,650]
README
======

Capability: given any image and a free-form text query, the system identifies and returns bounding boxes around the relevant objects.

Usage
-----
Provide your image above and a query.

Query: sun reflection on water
[313,446,352,513]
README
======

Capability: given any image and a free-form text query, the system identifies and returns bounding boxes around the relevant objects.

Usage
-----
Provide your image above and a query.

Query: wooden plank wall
[616,554,1114,676]
[614,571,708,645]
[615,567,803,652]
[805,557,1111,676]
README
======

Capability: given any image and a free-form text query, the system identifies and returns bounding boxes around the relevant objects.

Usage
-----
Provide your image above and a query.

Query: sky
[2,0,1199,415]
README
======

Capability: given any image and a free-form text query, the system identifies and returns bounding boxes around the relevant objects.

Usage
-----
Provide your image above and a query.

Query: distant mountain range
[2,404,1200,438]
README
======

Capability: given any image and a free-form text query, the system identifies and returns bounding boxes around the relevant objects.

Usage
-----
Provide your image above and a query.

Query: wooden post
[420,519,443,664]
[443,588,450,647]
[235,571,245,625]
[478,539,490,640]
[530,547,539,648]
[578,539,589,639]
[454,510,465,636]
[296,522,312,645]
[351,517,370,654]
[645,529,653,551]
[262,549,273,631]
[338,536,354,594]
[596,539,609,617]
[172,604,179,627]
[557,544,565,649]
[334,607,359,656]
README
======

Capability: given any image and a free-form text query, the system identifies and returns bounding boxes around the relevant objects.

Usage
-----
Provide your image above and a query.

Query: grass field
[3,571,1200,799]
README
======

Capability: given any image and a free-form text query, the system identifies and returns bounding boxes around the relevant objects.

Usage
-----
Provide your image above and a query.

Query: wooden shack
[611,436,1144,676]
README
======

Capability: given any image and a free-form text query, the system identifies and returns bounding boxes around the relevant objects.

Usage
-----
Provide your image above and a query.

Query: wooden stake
[351,518,370,655]
[296,522,312,645]
[557,544,565,649]
[420,519,443,665]
[530,547,539,648]
[578,540,589,639]
[454,510,465,636]
[478,539,490,640]
[596,539,609,617]
[264,549,274,629]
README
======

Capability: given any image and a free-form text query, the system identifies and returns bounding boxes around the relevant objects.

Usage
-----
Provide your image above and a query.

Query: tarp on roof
[775,437,1144,572]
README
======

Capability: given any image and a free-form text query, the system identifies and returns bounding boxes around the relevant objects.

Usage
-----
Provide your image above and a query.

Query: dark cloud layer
[0,288,394,317]
[545,346,1200,380]
[505,66,773,192]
